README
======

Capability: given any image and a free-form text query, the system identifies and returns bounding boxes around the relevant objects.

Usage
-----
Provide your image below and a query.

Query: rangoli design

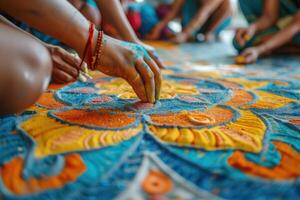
[0,42,299,199]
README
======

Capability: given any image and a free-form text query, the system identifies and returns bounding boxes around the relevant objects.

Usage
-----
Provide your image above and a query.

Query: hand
[135,40,165,69]
[240,47,260,64]
[146,23,164,40]
[234,25,256,47]
[96,36,162,103]
[171,32,188,44]
[46,44,81,83]
[204,33,215,42]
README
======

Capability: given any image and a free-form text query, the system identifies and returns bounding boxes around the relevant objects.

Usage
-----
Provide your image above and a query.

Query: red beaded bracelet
[91,30,104,71]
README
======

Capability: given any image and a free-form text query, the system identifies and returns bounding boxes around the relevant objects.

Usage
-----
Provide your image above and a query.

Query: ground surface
[0,41,300,200]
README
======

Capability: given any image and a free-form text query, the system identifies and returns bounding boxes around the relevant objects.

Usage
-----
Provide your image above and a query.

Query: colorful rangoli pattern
[1,42,300,199]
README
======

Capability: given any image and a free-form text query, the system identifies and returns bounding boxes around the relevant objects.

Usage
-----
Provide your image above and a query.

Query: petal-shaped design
[20,113,142,157]
[243,90,298,109]
[96,79,199,100]
[0,154,85,195]
[149,106,234,127]
[149,109,266,152]
[225,90,255,107]
[228,141,300,180]
[52,109,137,129]
[36,92,65,109]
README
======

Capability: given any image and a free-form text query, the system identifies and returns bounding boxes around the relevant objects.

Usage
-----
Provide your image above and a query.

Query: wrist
[249,24,257,34]
[256,44,268,55]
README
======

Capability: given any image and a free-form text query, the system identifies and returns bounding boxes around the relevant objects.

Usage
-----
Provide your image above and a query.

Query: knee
[0,41,52,115]
[25,40,52,76]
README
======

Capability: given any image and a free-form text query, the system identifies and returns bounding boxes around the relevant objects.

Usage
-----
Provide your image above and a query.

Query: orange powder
[0,154,86,195]
[150,107,233,127]
[228,141,300,180]
[55,109,136,128]
[226,90,254,107]
[36,92,65,109]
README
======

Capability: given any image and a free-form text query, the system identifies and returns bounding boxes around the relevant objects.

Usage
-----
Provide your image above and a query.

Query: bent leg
[0,22,52,115]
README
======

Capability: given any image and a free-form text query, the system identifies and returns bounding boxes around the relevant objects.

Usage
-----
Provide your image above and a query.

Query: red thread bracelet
[79,22,95,70]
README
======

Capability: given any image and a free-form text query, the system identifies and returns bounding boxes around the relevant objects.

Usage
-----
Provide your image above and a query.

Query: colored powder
[54,109,136,128]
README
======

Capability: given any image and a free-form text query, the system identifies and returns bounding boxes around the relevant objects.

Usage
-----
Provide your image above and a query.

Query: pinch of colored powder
[243,34,251,41]
[90,95,112,104]
[131,101,154,110]
[235,56,246,65]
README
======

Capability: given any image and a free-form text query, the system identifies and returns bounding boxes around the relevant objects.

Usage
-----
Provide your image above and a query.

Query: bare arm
[0,0,162,103]
[95,0,138,42]
[239,11,300,64]
[95,0,165,68]
[256,11,300,55]
[251,0,279,33]
[182,0,223,37]
[235,0,279,47]
[0,0,89,56]
[157,0,185,29]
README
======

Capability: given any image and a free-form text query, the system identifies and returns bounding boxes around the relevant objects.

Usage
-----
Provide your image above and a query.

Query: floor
[0,41,300,199]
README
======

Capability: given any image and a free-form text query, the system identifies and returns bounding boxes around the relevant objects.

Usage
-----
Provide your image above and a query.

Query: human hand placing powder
[0,0,161,115]
[91,34,162,103]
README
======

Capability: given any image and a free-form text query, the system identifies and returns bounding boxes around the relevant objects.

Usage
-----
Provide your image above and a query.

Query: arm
[0,0,161,103]
[95,0,138,42]
[235,0,279,47]
[0,14,83,83]
[95,0,165,68]
[0,0,89,56]
[156,0,185,31]
[182,0,223,37]
[147,0,184,40]
[241,11,300,63]
[252,0,279,33]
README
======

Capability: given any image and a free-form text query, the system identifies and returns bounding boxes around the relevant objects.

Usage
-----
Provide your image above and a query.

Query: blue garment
[233,0,300,52]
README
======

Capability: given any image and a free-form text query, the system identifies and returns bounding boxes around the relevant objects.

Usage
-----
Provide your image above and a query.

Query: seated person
[144,0,232,43]
[234,0,300,64]
[123,0,175,39]
[0,0,161,115]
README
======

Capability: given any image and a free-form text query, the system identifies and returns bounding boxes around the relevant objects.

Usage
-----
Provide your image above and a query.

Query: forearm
[0,0,90,56]
[0,15,46,45]
[183,0,222,36]
[158,0,184,27]
[252,16,277,33]
[257,17,300,55]
[251,0,279,33]
[96,0,138,42]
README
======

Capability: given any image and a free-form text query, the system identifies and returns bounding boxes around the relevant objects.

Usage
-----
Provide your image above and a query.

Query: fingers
[55,47,81,70]
[52,67,75,83]
[144,58,162,101]
[126,69,148,102]
[241,49,256,64]
[53,56,79,79]
[235,29,245,46]
[135,60,155,103]
[147,49,165,69]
